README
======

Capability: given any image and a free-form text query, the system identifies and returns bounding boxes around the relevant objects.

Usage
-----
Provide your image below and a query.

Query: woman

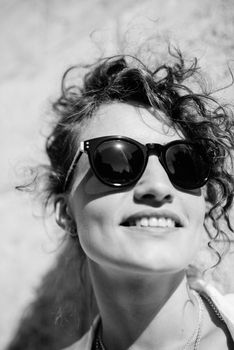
[43,50,234,349]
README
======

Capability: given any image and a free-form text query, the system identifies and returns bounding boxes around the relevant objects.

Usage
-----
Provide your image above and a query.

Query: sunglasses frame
[64,135,211,191]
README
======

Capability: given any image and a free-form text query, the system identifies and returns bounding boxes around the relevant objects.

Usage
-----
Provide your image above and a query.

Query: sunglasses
[64,135,212,191]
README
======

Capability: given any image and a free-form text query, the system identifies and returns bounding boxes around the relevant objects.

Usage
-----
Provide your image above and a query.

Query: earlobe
[54,195,73,231]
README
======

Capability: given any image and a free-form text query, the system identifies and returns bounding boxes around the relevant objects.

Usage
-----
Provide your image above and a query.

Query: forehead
[80,102,182,143]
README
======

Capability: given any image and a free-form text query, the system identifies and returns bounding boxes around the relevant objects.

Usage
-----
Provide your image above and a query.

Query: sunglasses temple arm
[63,142,84,191]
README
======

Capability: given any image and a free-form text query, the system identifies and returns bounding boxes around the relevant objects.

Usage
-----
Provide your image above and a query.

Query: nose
[133,156,175,205]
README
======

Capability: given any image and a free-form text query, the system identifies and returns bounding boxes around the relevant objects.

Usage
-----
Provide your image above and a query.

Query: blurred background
[1,0,234,349]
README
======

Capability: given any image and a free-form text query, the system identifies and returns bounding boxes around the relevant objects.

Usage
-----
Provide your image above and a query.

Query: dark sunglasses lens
[165,143,210,189]
[93,140,145,186]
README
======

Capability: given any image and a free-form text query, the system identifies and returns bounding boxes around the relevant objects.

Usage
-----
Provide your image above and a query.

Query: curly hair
[35,49,234,266]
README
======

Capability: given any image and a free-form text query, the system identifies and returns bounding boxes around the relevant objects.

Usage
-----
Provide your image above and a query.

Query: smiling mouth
[121,216,181,228]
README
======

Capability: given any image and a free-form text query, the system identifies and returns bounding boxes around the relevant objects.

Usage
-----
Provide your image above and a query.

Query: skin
[61,102,230,349]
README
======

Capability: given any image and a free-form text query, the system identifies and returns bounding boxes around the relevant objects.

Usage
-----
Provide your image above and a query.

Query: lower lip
[120,225,180,235]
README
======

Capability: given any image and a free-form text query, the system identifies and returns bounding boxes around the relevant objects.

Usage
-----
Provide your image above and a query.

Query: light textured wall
[1,0,234,349]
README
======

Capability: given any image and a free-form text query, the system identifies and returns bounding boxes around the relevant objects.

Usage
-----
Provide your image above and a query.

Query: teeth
[140,218,149,227]
[166,218,175,228]
[149,217,158,227]
[158,218,166,227]
[133,217,176,228]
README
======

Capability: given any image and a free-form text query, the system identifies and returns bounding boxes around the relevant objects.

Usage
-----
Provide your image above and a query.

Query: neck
[88,261,199,350]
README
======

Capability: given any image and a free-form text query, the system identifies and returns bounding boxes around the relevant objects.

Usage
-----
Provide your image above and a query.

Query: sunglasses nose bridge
[146,143,163,157]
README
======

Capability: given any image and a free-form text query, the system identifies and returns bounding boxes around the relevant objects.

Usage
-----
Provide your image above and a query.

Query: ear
[54,195,73,231]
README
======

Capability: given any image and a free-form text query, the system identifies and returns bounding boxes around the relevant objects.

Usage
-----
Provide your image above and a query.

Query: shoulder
[201,283,234,323]
[192,278,234,339]
[62,316,100,350]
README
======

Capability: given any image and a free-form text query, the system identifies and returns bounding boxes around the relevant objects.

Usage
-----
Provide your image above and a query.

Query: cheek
[184,195,206,251]
[70,192,119,257]
[192,196,206,227]
[69,166,124,260]
[72,206,102,259]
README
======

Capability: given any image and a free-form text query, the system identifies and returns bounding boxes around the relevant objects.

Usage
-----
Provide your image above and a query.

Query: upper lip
[120,209,185,227]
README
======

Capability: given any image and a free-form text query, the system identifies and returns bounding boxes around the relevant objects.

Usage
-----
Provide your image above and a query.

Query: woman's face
[69,102,206,275]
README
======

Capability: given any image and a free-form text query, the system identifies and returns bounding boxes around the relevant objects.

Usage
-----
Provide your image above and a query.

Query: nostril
[134,192,173,205]
[141,194,156,200]
[164,194,173,203]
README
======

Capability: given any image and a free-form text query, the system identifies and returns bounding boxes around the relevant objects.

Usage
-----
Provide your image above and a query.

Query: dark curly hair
[36,49,234,266]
